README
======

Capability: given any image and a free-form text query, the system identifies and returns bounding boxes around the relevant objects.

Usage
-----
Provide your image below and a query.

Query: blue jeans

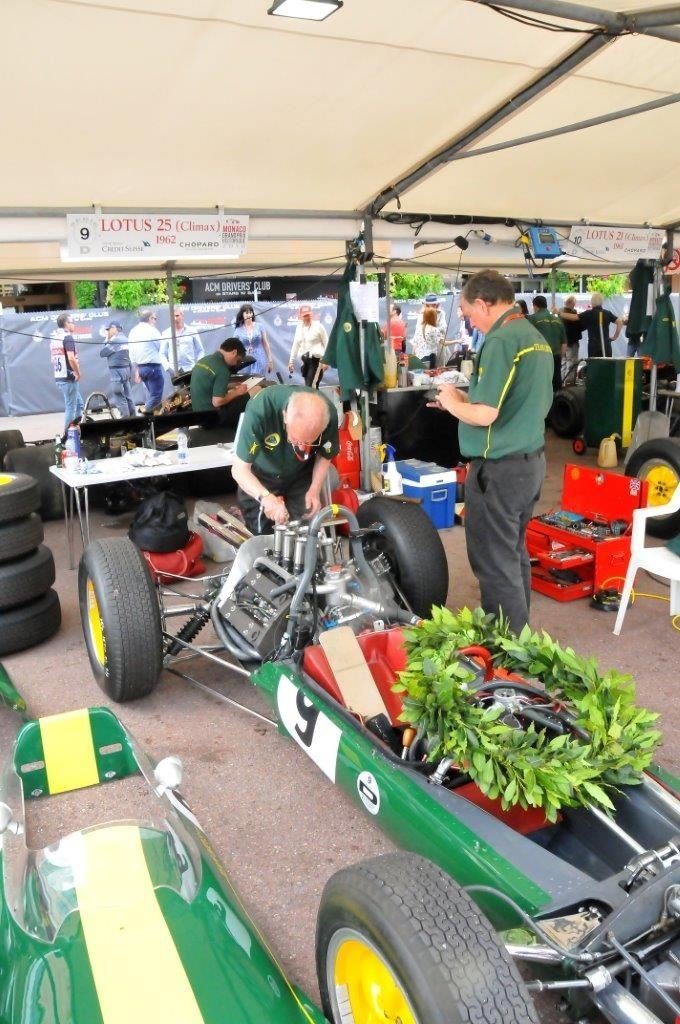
[55,379,84,432]
[138,363,164,412]
[109,368,136,417]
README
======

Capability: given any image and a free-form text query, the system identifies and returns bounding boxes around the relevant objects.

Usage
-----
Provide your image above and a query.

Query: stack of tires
[0,473,61,655]
[1,430,65,521]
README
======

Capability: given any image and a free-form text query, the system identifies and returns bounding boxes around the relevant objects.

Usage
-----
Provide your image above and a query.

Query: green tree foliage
[585,274,628,297]
[105,278,186,310]
[73,281,98,309]
[390,273,445,299]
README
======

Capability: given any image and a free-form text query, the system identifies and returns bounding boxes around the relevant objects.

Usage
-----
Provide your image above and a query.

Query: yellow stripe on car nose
[40,709,99,795]
[76,825,205,1024]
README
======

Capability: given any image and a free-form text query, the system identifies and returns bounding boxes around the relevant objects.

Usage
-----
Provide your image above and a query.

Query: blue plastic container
[395,460,457,529]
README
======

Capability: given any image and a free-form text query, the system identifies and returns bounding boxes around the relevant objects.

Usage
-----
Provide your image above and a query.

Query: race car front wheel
[356,497,449,618]
[79,538,163,702]
[626,437,680,539]
[316,853,539,1024]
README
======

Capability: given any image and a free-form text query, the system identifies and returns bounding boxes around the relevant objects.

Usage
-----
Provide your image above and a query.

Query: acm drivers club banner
[0,296,458,417]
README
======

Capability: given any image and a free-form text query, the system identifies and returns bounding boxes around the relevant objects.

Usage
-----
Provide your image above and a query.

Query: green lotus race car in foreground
[79,500,680,1024]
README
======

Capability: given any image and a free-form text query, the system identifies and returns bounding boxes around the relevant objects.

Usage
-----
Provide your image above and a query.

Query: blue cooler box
[395,460,457,529]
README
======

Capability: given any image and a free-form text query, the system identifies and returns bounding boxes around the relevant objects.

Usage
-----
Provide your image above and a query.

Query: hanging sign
[563,225,665,262]
[65,213,249,261]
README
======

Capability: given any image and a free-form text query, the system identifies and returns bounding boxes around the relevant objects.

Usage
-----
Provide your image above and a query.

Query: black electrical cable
[486,4,619,36]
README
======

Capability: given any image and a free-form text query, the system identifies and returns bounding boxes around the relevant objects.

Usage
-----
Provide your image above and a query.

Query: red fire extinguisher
[332,412,361,490]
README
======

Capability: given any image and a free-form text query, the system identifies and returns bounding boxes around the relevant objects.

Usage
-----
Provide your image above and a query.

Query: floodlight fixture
[268,0,343,21]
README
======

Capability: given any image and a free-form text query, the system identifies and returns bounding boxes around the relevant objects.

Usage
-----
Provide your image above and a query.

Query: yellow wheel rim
[643,463,679,507]
[0,475,14,487]
[331,931,417,1024]
[86,579,106,667]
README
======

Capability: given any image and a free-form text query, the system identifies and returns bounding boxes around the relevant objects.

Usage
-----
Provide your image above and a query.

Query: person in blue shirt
[100,321,136,417]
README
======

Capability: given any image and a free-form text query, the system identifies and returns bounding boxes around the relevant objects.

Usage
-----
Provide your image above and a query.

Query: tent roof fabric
[1,0,679,279]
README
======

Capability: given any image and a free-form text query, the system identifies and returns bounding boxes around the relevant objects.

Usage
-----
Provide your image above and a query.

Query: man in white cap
[100,321,136,417]
[288,304,329,387]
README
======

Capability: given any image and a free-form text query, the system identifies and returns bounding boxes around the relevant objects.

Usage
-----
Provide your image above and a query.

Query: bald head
[590,292,603,307]
[284,391,330,442]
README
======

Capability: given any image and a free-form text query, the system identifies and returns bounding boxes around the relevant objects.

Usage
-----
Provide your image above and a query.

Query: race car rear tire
[316,853,539,1024]
[625,437,680,539]
[0,588,61,656]
[0,430,25,466]
[357,496,448,618]
[0,513,43,563]
[0,473,41,525]
[3,446,64,521]
[79,538,163,702]
[0,546,55,610]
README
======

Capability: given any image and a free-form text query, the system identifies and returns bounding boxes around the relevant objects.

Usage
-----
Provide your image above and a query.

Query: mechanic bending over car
[429,269,553,634]
[190,337,250,427]
[231,385,339,534]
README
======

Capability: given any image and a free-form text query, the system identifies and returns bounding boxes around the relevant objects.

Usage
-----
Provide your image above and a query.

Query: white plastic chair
[613,487,680,635]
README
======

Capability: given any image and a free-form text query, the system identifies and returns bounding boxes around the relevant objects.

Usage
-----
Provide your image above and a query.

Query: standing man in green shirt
[431,270,553,633]
[232,385,339,534]
[190,338,249,426]
[529,295,567,392]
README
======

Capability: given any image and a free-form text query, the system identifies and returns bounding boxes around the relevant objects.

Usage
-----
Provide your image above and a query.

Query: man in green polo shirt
[529,295,567,392]
[232,385,339,534]
[190,338,249,426]
[431,270,553,633]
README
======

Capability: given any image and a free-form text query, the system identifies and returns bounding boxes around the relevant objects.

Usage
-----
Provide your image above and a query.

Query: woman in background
[234,304,273,377]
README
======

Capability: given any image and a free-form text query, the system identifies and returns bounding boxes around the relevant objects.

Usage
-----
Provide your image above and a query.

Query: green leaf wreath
[394,607,661,822]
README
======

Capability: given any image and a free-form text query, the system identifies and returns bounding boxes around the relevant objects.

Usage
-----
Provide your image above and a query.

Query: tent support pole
[165,262,178,374]
[465,0,680,43]
[370,32,612,216]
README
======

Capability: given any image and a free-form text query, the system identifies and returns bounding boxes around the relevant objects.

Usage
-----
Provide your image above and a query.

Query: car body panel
[0,698,326,1024]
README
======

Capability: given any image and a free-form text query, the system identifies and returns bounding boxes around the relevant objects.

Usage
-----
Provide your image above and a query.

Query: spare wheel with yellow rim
[626,437,680,539]
[316,852,538,1024]
[79,538,163,702]
[0,472,40,524]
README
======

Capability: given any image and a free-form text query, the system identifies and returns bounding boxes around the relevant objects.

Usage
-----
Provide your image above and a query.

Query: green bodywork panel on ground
[252,661,550,926]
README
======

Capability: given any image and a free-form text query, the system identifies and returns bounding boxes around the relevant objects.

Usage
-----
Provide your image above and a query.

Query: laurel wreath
[394,607,661,821]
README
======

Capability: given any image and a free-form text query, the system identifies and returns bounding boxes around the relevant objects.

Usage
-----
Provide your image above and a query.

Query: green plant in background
[585,273,628,297]
[73,280,98,309]
[390,273,445,299]
[105,277,186,310]
[395,606,661,821]
[548,269,581,294]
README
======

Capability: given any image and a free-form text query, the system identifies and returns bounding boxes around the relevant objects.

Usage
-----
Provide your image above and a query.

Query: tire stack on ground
[0,430,64,521]
[0,473,61,655]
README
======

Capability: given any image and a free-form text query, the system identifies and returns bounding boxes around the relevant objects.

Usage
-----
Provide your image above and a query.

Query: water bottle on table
[177,429,188,464]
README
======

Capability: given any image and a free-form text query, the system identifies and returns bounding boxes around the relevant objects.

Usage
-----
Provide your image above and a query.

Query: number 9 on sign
[80,227,90,240]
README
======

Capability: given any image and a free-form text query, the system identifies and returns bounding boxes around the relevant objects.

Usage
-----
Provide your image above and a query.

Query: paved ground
[3,418,679,1016]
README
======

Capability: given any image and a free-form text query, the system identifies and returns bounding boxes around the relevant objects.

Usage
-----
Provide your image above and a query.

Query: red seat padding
[455,781,555,834]
[302,627,408,725]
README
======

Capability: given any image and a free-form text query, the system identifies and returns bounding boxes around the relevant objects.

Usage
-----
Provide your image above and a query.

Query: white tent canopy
[1,0,679,280]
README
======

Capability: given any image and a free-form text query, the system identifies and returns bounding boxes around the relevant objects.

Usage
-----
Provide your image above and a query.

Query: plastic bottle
[65,423,81,459]
[54,434,64,468]
[177,428,189,463]
[381,444,403,495]
[383,346,398,389]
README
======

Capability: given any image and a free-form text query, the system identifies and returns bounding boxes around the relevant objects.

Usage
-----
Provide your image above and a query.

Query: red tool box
[526,464,648,602]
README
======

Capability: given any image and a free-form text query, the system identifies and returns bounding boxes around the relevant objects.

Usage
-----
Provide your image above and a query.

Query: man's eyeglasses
[288,432,322,462]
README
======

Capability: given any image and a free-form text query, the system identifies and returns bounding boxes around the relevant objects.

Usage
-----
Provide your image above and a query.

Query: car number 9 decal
[277,676,342,782]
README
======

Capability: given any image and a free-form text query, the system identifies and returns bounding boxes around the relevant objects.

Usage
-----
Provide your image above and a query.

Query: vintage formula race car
[1,659,498,1024]
[79,501,680,1024]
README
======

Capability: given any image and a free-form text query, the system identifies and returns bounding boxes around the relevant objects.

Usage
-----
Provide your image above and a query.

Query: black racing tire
[0,588,61,656]
[3,446,64,521]
[316,853,539,1024]
[0,473,41,525]
[0,514,44,564]
[549,386,585,438]
[626,438,680,539]
[357,496,448,618]
[0,545,54,610]
[79,538,163,702]
[0,430,25,466]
